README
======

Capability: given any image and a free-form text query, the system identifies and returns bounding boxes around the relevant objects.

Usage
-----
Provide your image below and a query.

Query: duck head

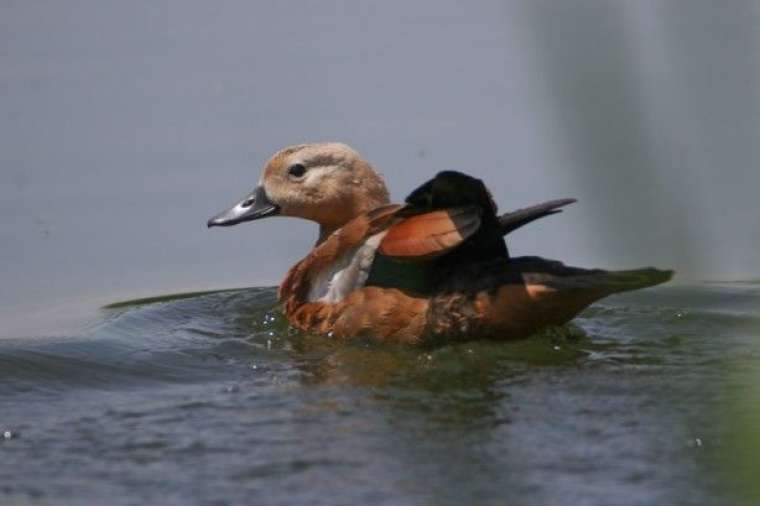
[208,143,390,241]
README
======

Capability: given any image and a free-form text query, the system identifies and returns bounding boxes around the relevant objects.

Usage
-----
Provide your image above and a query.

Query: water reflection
[3,284,758,504]
[2,1,759,503]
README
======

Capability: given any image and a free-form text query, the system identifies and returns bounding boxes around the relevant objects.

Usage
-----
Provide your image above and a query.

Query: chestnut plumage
[208,142,673,344]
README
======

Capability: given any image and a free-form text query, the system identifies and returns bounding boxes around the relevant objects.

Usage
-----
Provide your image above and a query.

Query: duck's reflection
[279,326,591,503]
[288,325,589,392]
[239,292,590,429]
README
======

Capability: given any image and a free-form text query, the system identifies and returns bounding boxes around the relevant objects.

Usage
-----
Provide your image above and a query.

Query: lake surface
[2,3,759,504]
[2,283,758,505]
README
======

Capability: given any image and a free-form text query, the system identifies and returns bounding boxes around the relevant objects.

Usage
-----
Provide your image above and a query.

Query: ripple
[0,288,280,395]
[1,284,756,506]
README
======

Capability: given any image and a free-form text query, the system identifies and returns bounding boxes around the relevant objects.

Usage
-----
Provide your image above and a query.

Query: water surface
[2,283,758,505]
[3,2,759,504]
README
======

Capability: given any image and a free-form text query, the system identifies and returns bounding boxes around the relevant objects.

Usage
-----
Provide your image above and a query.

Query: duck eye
[288,163,307,179]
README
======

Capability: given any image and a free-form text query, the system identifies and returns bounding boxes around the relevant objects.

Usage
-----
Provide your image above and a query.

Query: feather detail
[213,142,673,344]
[288,287,429,344]
[427,257,673,340]
[279,204,403,311]
[306,231,387,303]
[377,206,481,260]
[497,198,576,236]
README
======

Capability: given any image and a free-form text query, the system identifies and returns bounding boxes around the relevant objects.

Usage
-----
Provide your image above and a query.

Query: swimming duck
[208,142,672,344]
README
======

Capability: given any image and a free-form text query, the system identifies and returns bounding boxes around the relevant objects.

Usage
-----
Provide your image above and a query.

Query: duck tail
[509,257,674,295]
[515,262,675,331]
[521,263,675,300]
[586,267,675,295]
[429,260,674,341]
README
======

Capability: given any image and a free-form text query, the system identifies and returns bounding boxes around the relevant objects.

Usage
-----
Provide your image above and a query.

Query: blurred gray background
[1,0,758,336]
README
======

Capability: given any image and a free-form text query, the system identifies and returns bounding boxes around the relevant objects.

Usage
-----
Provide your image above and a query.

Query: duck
[208,142,673,344]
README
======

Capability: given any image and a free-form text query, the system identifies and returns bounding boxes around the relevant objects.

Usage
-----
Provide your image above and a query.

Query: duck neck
[315,196,389,245]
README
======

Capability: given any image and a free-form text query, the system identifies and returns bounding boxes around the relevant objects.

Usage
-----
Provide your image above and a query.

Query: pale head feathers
[260,142,391,238]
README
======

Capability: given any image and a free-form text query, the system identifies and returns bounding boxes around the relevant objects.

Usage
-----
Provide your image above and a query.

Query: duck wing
[498,198,576,236]
[376,197,579,262]
[379,170,509,263]
[377,206,482,260]
[384,171,577,263]
[370,172,576,291]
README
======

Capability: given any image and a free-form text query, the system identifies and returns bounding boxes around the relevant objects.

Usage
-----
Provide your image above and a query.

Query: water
[2,283,758,505]
[3,2,759,504]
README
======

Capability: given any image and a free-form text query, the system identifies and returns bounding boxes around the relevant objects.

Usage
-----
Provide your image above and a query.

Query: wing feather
[378,206,481,260]
[497,198,576,236]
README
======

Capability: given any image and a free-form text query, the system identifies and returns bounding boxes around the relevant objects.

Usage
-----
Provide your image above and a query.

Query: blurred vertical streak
[724,300,760,503]
[520,2,760,498]
[651,0,760,280]
[518,0,760,279]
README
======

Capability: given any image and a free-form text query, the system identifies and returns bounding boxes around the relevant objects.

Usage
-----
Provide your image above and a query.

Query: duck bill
[207,185,280,228]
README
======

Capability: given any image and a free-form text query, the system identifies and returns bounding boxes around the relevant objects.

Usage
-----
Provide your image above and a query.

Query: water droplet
[251,364,258,370]
[553,345,561,351]
[327,331,334,338]
[2,430,13,440]
[695,437,703,447]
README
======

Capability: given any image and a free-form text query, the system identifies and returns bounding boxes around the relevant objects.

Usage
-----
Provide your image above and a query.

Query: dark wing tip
[538,198,578,210]
[498,197,578,236]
